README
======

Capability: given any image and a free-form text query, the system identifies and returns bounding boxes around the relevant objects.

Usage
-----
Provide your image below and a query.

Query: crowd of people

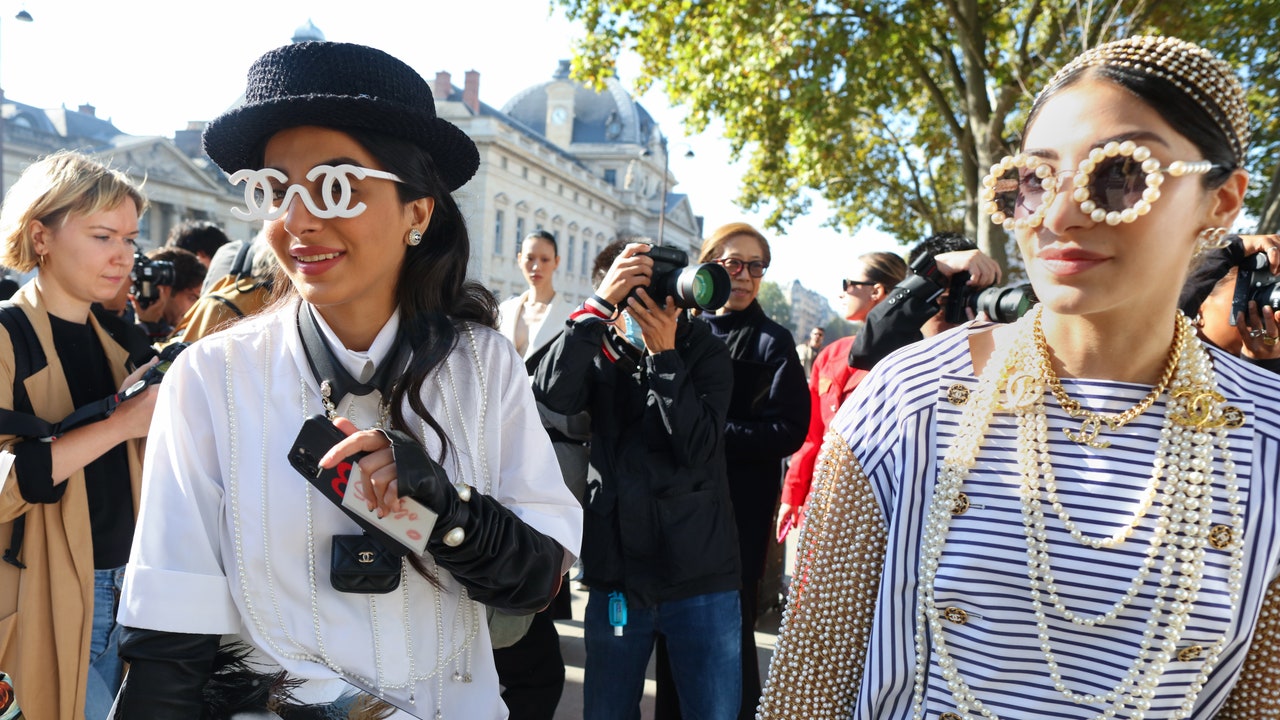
[0,31,1279,720]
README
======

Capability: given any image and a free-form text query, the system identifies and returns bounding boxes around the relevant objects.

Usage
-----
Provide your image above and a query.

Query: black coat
[533,312,740,607]
[701,302,809,584]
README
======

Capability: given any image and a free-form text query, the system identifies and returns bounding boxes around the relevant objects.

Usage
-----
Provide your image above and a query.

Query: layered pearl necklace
[224,317,488,719]
[910,308,1245,720]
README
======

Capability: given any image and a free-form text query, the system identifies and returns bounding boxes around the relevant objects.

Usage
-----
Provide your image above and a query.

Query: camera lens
[679,263,731,311]
[974,284,1037,323]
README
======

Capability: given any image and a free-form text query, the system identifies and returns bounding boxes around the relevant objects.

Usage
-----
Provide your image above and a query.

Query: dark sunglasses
[843,279,876,293]
[715,258,768,278]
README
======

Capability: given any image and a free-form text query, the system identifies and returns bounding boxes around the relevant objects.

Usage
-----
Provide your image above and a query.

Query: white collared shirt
[121,299,582,717]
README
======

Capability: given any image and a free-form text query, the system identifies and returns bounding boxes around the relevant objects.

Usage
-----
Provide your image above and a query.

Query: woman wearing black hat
[112,42,582,718]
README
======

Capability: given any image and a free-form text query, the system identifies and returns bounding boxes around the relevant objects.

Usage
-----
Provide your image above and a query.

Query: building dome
[291,18,325,43]
[501,60,657,147]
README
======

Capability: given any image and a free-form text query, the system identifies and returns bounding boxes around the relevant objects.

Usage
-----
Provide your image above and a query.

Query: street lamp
[642,136,694,246]
[0,8,34,205]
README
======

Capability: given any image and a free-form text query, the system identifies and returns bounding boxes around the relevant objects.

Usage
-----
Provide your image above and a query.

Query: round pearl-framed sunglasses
[979,140,1220,229]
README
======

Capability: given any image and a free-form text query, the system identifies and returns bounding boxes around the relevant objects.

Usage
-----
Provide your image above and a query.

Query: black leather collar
[297,304,407,405]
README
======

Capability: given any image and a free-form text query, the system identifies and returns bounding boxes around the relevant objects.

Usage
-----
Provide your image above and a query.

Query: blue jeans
[85,566,125,720]
[583,589,741,720]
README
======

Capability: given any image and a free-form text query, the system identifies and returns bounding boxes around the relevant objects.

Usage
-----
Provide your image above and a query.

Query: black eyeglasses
[843,279,876,292]
[714,258,768,278]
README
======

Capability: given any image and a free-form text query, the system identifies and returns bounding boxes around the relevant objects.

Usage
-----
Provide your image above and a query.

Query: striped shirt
[831,322,1280,719]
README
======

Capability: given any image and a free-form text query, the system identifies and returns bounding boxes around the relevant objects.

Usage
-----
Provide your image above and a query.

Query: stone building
[439,60,702,305]
[785,278,835,341]
[1,20,701,307]
[0,100,256,253]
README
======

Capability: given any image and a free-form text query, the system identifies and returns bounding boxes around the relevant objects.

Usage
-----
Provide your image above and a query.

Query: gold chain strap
[1034,312,1186,448]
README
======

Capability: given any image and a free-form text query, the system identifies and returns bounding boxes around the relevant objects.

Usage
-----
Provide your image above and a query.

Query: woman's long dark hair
[340,128,498,468]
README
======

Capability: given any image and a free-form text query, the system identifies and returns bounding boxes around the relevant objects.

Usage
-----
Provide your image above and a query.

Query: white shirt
[120,300,583,718]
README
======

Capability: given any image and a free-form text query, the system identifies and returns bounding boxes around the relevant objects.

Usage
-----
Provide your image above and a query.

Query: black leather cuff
[381,428,464,540]
[386,430,563,612]
[430,491,564,613]
[114,627,219,719]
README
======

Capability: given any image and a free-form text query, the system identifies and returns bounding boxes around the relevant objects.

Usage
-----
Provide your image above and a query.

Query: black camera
[131,251,176,309]
[1229,251,1280,326]
[944,272,1038,324]
[118,342,189,405]
[633,244,731,311]
[139,342,189,386]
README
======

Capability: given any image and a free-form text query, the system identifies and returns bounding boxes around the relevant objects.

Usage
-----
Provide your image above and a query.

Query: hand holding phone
[288,415,435,554]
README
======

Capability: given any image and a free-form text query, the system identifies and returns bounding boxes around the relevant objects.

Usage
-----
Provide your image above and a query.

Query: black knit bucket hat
[202,41,480,191]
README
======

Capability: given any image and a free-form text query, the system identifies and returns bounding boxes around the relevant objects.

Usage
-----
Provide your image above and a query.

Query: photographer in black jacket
[846,232,1001,371]
[533,241,741,720]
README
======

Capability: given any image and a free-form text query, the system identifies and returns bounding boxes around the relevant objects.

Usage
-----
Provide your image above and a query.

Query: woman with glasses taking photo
[759,36,1280,720]
[655,222,809,719]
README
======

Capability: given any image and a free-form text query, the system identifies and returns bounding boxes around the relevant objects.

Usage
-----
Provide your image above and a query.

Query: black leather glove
[114,627,219,719]
[383,429,565,613]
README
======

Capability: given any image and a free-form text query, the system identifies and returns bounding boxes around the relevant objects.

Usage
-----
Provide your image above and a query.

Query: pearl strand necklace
[910,309,1245,720]
[1018,325,1235,715]
[223,320,479,717]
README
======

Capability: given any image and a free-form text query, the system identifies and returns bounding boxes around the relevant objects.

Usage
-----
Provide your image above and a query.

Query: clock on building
[550,106,569,125]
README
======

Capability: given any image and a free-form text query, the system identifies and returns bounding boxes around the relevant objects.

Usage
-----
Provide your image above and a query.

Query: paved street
[549,533,794,719]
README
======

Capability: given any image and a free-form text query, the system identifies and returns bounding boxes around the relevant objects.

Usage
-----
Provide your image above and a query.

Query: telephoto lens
[639,245,732,311]
[974,284,1038,323]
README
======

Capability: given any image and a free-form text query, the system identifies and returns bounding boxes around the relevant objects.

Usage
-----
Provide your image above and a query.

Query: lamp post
[0,8,34,205]
[643,136,694,247]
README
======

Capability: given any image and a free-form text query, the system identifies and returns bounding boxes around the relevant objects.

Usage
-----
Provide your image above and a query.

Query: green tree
[824,316,855,342]
[756,280,792,328]
[556,0,1280,261]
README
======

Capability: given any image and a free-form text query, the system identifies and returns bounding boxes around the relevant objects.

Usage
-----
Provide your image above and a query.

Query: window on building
[515,217,525,255]
[500,156,508,170]
[566,235,575,275]
[522,167,528,179]
[540,175,547,187]
[581,239,589,275]
[603,169,617,186]
[493,210,505,255]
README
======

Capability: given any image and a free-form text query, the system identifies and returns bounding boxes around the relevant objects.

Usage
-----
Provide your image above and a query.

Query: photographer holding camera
[130,247,205,342]
[778,235,1007,544]
[846,232,1006,372]
[533,240,742,720]
[0,150,160,720]
[1179,232,1280,372]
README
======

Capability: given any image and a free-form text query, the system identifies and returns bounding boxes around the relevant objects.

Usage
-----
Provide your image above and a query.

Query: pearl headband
[1040,36,1249,163]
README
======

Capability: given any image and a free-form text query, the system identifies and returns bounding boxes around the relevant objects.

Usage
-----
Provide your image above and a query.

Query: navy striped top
[832,322,1280,719]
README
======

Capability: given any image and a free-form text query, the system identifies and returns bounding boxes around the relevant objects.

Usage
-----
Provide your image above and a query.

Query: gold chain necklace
[1034,313,1185,448]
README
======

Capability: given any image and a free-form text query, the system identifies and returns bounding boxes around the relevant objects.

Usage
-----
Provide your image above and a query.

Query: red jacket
[781,336,867,508]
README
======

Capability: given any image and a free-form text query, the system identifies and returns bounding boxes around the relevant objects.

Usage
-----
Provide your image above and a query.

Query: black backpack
[0,302,154,568]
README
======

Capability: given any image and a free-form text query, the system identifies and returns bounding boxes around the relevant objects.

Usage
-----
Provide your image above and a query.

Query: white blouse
[119,300,583,718]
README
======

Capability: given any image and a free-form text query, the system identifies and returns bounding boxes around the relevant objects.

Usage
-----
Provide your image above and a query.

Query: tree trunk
[1257,160,1280,234]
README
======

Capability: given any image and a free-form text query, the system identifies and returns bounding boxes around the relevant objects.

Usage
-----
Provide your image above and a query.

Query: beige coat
[0,282,144,720]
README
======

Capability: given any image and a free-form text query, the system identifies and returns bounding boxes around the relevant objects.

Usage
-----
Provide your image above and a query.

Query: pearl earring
[407,228,423,246]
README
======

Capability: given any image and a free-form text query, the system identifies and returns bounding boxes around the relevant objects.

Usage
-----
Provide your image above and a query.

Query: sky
[0,0,902,314]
